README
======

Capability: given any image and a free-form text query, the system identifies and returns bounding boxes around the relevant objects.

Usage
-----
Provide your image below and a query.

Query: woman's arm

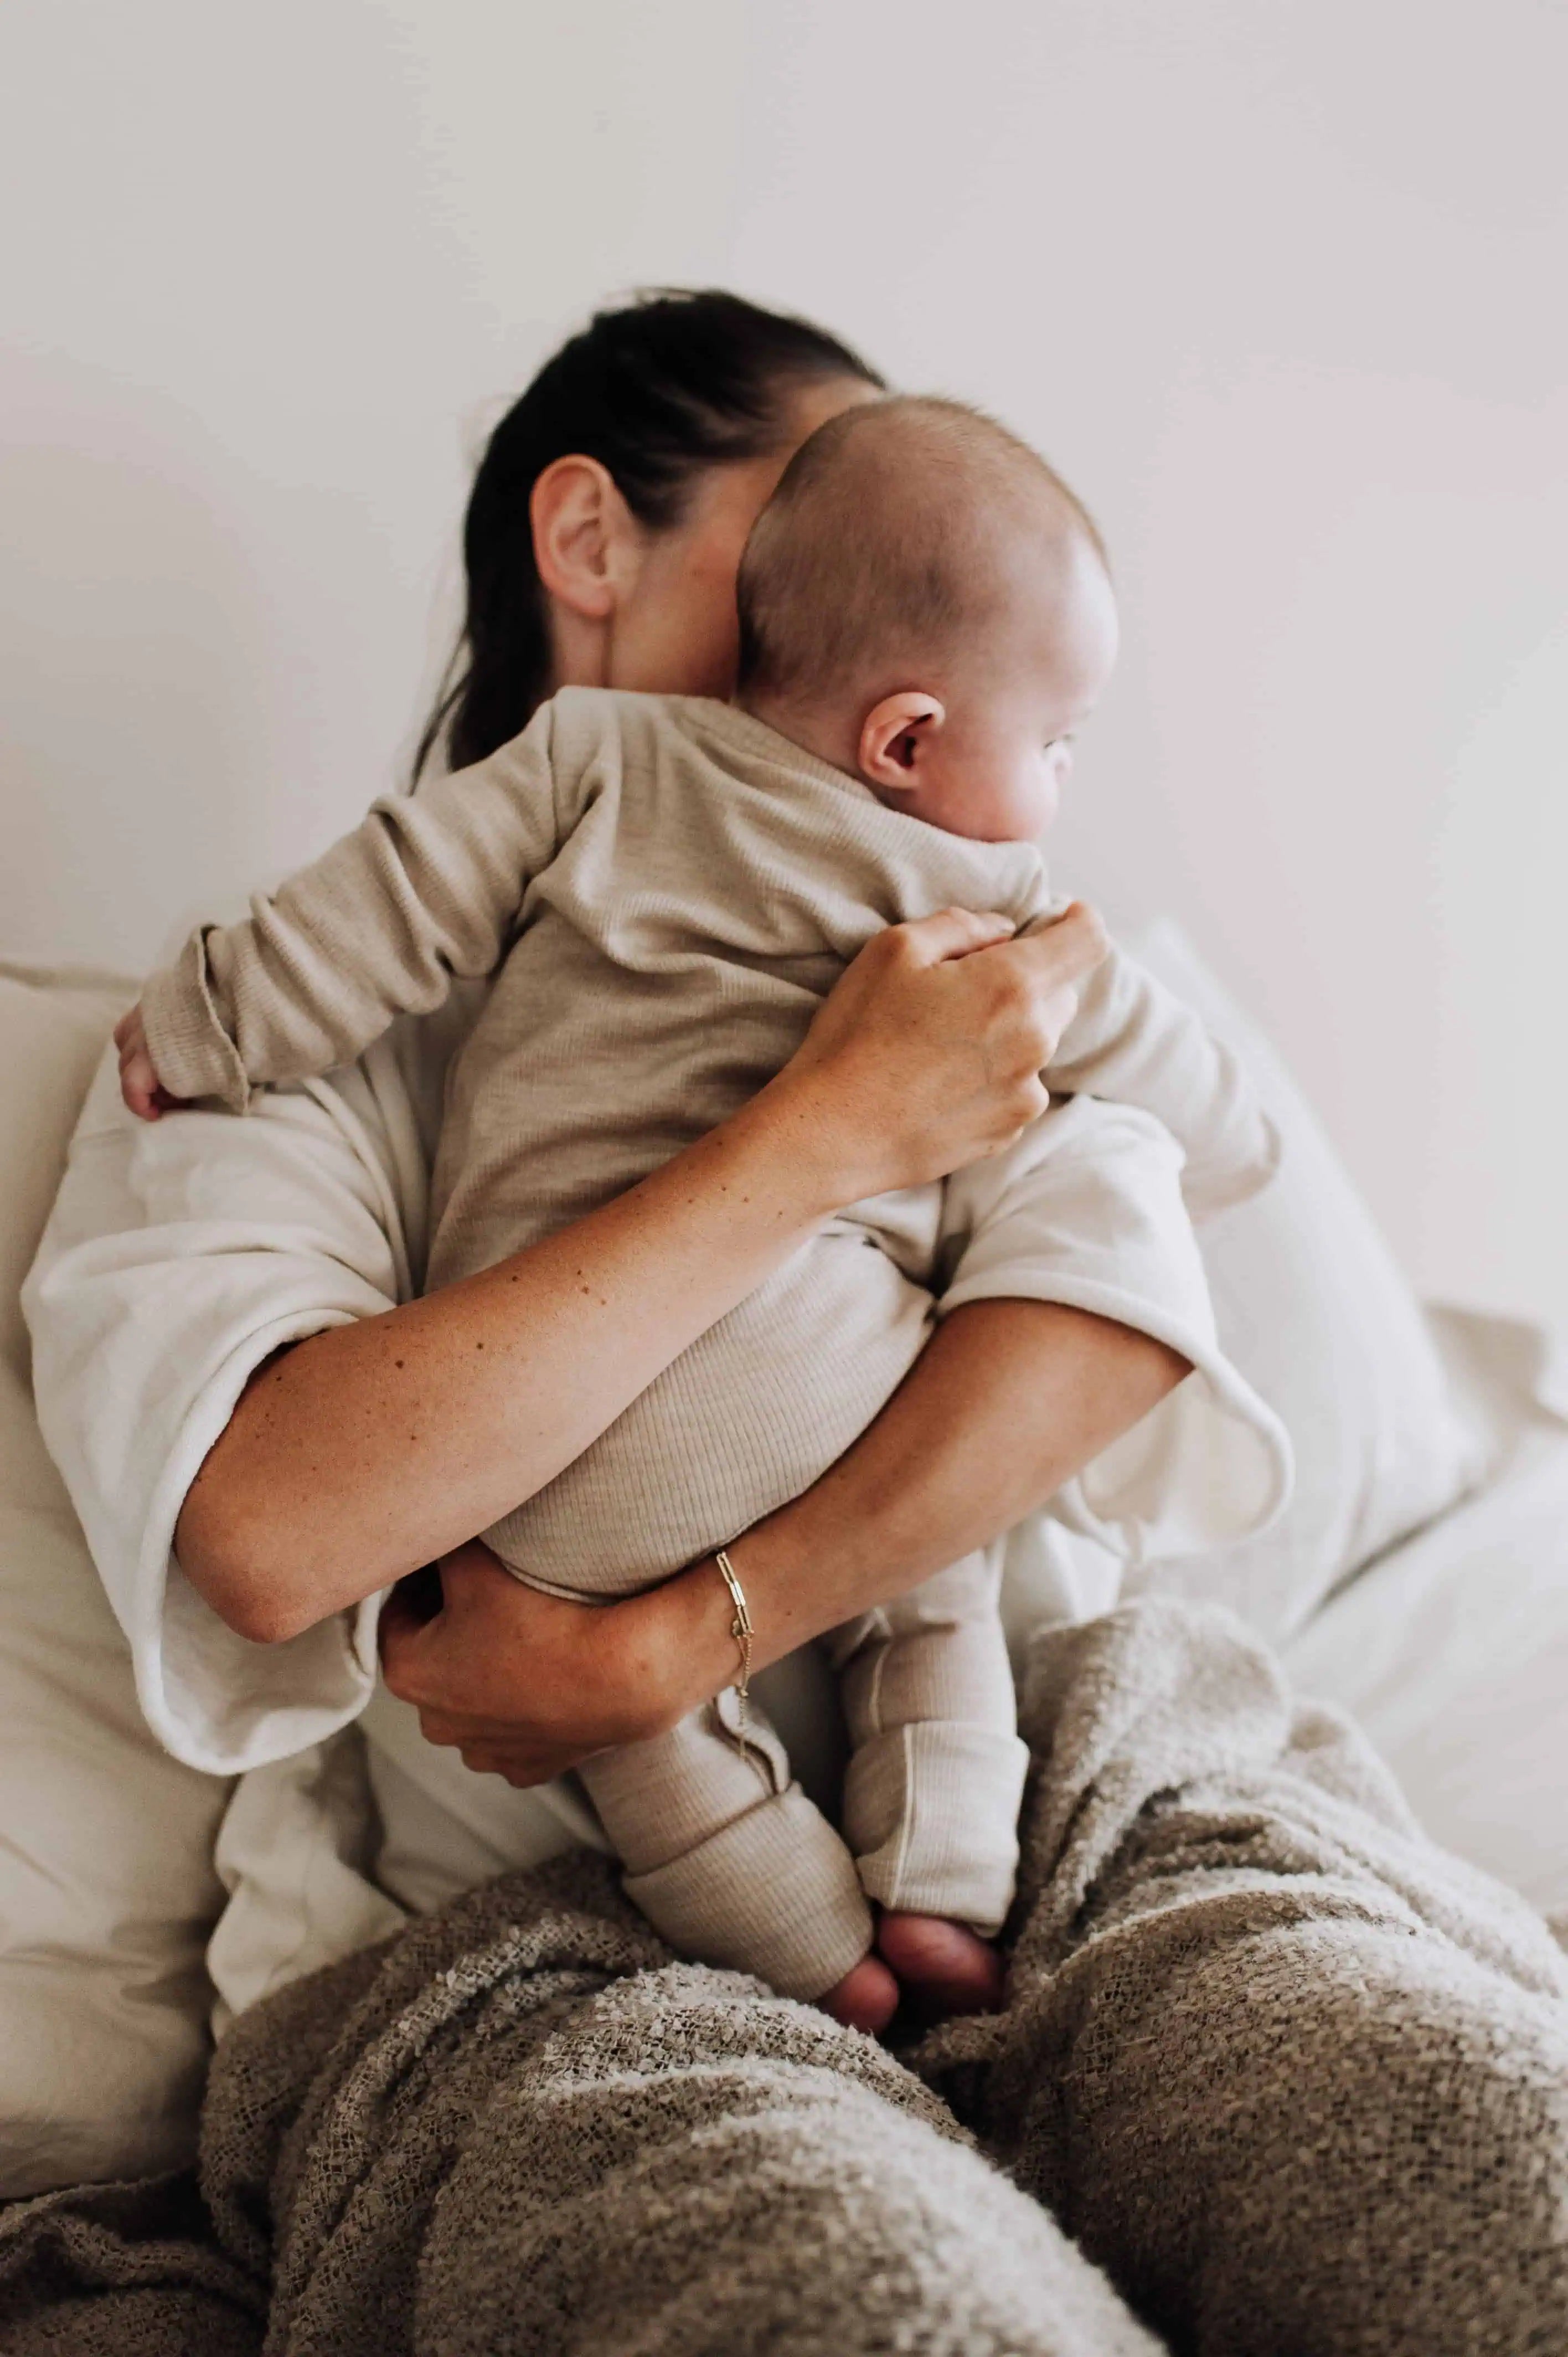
[380,1296,1187,1783]
[177,904,1106,1641]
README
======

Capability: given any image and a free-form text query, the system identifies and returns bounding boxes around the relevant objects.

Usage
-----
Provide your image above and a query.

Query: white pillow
[0,964,234,2197]
[1283,1306,1568,1917]
[1118,922,1488,1638]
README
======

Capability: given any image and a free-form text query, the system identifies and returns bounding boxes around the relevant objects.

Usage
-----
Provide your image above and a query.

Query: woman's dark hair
[413,289,885,780]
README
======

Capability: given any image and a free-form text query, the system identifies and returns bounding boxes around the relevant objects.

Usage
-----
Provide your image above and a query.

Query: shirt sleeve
[141,701,569,1113]
[21,1032,436,1773]
[937,1095,1293,1564]
[1030,913,1280,1220]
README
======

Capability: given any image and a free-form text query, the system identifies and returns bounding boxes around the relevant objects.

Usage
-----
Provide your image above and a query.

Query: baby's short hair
[735,395,1105,708]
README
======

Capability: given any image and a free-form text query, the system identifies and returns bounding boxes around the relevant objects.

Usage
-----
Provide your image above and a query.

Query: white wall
[3,0,1565,1322]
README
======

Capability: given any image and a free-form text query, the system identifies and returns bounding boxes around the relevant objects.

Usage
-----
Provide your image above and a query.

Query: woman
[25,291,1566,2353]
[155,288,1183,1783]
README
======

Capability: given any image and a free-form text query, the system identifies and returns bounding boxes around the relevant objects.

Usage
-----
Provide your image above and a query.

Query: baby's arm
[1029,907,1276,1217]
[129,701,570,1116]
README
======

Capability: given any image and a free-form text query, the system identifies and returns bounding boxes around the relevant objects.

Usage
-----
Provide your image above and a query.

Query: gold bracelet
[714,1546,754,1764]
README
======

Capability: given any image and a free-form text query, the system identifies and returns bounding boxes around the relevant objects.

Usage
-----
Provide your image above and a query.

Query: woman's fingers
[455,1740,575,1784]
[380,1587,580,1786]
[941,905,1107,1110]
[886,904,1018,965]
[1014,898,1111,985]
[894,897,1106,984]
[376,1577,441,1701]
[378,1543,513,1714]
[776,906,1061,1193]
[960,905,1109,1079]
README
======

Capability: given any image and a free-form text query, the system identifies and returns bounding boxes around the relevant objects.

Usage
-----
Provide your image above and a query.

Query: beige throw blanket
[4,1597,1565,2357]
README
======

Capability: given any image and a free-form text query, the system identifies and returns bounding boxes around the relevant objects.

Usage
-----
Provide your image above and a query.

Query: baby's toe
[877,1912,1005,2016]
[817,1953,900,2036]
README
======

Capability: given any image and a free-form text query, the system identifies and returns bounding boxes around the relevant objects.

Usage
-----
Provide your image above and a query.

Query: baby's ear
[858,692,946,792]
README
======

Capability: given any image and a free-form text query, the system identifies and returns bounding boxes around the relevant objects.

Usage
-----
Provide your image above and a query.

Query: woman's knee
[450,1965,1161,2355]
[1058,1915,1568,2354]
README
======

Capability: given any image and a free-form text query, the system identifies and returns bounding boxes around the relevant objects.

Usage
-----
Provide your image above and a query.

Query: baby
[118,398,1278,2027]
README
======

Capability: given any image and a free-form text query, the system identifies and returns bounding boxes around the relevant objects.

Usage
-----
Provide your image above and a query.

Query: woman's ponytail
[414,289,883,782]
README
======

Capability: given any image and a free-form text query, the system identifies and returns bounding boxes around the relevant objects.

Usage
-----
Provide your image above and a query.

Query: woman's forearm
[176,1077,859,1640]
[643,1298,1189,1710]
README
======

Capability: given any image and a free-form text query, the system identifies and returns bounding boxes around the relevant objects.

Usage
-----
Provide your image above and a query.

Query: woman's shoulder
[26,990,483,1323]
[538,684,690,764]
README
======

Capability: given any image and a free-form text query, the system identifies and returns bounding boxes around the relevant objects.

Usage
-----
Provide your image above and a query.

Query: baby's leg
[484,1226,935,1596]
[580,1693,896,2030]
[477,1221,943,2025]
[825,1549,1029,2010]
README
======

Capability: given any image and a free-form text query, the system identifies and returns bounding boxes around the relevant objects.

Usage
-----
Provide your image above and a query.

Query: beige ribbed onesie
[144,688,1274,1997]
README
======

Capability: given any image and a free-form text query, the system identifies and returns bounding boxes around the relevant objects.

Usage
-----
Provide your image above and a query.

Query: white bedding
[1284,1309,1568,1918]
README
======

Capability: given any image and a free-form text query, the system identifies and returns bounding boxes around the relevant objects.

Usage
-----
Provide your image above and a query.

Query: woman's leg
[413,1861,1167,2357]
[0,1852,1163,2357]
[919,1598,1568,2357]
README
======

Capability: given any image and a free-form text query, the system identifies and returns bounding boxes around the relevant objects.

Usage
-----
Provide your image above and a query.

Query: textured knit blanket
[4,1597,1566,2357]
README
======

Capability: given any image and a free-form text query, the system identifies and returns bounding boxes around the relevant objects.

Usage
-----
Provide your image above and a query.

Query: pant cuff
[624,1783,874,2000]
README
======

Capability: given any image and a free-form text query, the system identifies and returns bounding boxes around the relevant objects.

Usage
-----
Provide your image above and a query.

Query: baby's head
[735,396,1117,842]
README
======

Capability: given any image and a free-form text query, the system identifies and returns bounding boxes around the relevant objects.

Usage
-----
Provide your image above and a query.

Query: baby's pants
[579,1547,1029,1998]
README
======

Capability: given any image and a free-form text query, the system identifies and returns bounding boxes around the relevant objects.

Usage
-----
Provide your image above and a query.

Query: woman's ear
[530,455,642,622]
[858,691,946,792]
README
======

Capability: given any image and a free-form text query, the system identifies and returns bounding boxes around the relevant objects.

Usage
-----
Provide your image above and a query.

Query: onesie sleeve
[141,699,570,1113]
[1040,925,1280,1218]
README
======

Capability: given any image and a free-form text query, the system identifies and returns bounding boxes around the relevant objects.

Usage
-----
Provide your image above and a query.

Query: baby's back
[430,690,1045,1591]
[427,692,1043,1287]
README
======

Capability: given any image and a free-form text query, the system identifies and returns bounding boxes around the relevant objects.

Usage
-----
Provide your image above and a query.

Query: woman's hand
[378,1540,719,1785]
[772,900,1108,1200]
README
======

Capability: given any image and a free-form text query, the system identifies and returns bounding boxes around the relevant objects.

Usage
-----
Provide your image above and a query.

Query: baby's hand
[114,1003,186,1121]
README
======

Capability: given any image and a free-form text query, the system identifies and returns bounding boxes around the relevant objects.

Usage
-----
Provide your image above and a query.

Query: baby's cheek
[992,775,1057,843]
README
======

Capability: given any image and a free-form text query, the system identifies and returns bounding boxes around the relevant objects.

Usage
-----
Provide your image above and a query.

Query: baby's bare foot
[818,1952,900,2035]
[877,1912,1005,2017]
